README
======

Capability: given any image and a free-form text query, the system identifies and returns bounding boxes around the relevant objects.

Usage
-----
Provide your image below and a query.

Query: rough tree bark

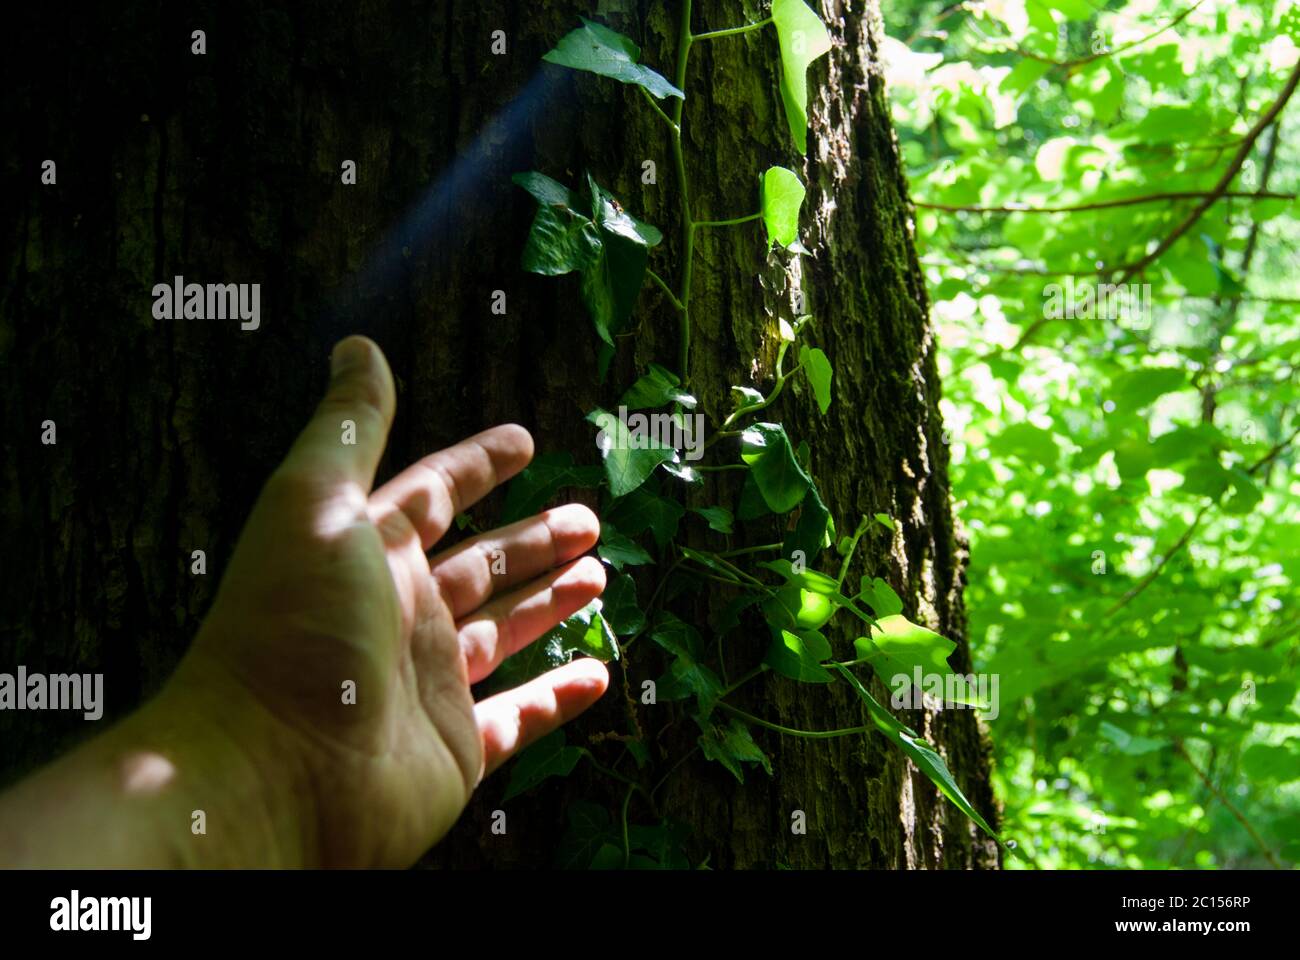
[0,0,998,868]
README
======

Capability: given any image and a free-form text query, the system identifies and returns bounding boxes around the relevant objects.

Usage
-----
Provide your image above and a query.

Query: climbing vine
[493,0,1009,868]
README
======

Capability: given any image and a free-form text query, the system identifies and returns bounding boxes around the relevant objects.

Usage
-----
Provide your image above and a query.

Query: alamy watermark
[890,668,1000,720]
[152,275,260,330]
[592,405,706,462]
[0,666,103,720]
[1043,277,1151,329]
[50,890,150,940]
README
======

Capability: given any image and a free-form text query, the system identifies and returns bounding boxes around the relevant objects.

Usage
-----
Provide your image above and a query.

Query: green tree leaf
[764,627,834,682]
[519,203,602,275]
[740,422,812,513]
[691,505,734,534]
[588,407,677,498]
[606,481,685,550]
[761,166,806,248]
[1098,721,1166,756]
[834,664,1001,841]
[698,716,773,783]
[858,576,903,616]
[502,729,584,802]
[601,572,646,636]
[543,18,684,99]
[499,451,603,525]
[798,345,833,413]
[597,522,654,570]
[620,362,697,409]
[771,0,833,153]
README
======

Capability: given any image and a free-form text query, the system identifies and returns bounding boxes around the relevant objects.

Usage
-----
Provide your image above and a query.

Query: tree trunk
[0,0,998,869]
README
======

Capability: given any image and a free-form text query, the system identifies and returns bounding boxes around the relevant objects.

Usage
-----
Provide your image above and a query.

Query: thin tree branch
[1102,421,1300,619]
[915,190,1293,215]
[1112,58,1300,283]
[1176,743,1283,869]
[1014,0,1206,72]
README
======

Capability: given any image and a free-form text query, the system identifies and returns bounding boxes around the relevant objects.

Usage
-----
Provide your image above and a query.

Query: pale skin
[0,335,610,868]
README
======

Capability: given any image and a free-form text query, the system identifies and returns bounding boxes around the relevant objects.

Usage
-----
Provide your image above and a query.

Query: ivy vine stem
[836,514,872,587]
[671,0,695,383]
[696,212,762,228]
[646,268,685,311]
[691,16,772,42]
[717,702,871,739]
[638,86,680,133]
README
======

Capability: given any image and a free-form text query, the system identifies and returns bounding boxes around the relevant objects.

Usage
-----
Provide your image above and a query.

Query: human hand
[165,335,609,866]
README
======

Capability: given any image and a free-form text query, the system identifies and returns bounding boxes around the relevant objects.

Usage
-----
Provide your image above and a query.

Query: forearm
[0,664,319,869]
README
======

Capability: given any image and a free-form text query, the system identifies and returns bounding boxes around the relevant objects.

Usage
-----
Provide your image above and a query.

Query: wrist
[148,651,323,868]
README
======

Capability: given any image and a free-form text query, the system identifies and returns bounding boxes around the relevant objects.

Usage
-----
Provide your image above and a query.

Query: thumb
[280,335,396,495]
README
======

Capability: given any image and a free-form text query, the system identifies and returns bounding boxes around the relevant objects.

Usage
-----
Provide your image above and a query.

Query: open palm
[177,336,608,866]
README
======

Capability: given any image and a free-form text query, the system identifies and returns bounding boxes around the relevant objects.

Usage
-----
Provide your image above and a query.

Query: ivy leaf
[543,18,685,99]
[502,729,584,803]
[621,362,697,409]
[757,558,841,594]
[606,481,686,550]
[764,627,834,683]
[740,422,812,514]
[798,345,833,413]
[557,599,620,662]
[512,171,583,208]
[651,613,723,714]
[588,407,677,498]
[858,576,903,616]
[598,522,653,571]
[499,451,603,525]
[834,663,1001,842]
[556,800,614,869]
[691,505,734,534]
[601,572,646,636]
[697,716,773,783]
[514,172,659,345]
[519,204,602,275]
[761,166,806,248]
[771,0,832,153]
[852,615,980,705]
[590,176,664,247]
[494,599,619,692]
[737,471,773,521]
[782,484,830,562]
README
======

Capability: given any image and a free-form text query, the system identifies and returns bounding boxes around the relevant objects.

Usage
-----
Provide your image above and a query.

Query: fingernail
[330,337,367,376]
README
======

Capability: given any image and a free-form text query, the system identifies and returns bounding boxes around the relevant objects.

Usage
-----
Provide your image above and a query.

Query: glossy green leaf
[740,422,812,514]
[601,572,646,636]
[798,345,832,413]
[834,664,1001,841]
[543,18,684,99]
[764,627,834,682]
[761,166,806,248]
[698,716,773,783]
[597,522,653,571]
[621,362,696,409]
[502,730,584,802]
[499,452,603,525]
[587,407,677,498]
[771,0,832,153]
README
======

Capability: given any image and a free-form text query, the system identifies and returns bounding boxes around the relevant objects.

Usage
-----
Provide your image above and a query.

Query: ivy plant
[498,0,1010,869]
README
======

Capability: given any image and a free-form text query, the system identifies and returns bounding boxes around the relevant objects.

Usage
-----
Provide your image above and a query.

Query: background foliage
[885,0,1300,867]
